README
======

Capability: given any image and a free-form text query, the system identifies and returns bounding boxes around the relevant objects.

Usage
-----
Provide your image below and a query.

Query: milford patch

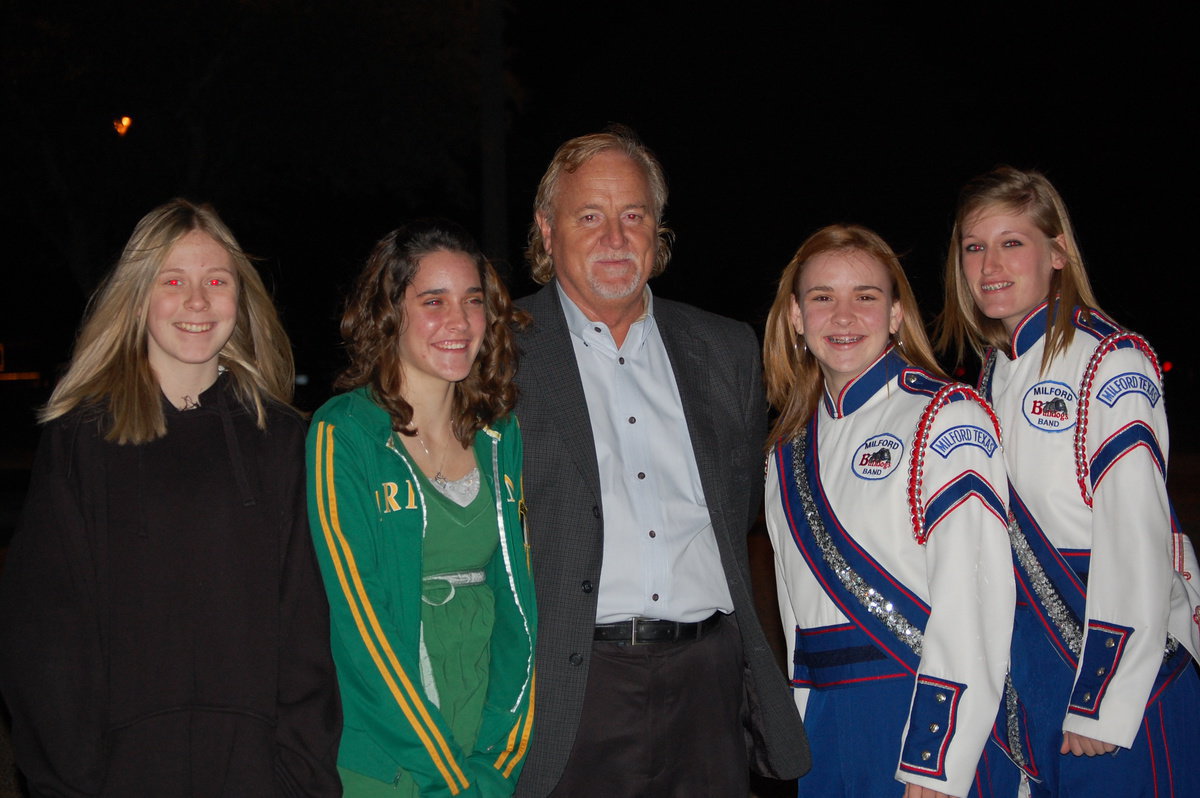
[929,425,998,459]
[1022,380,1077,433]
[851,433,904,480]
[1096,372,1161,409]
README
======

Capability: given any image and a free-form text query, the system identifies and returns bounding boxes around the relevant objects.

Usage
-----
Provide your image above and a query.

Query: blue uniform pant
[799,676,1015,797]
[1004,604,1200,797]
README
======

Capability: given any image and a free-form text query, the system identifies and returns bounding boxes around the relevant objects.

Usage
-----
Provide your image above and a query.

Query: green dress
[340,461,499,796]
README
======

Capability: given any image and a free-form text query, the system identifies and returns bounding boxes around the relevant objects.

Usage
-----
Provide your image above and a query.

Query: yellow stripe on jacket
[313,421,470,794]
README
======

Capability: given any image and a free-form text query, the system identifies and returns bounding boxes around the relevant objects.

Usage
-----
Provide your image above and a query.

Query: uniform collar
[822,346,907,418]
[1009,301,1051,359]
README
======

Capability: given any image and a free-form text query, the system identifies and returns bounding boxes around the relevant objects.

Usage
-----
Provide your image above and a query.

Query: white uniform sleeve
[1061,345,1173,748]
[896,396,1015,797]
[765,449,811,719]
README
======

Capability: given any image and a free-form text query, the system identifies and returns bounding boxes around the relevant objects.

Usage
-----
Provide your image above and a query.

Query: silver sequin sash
[978,348,997,403]
[785,425,926,665]
[1000,492,1180,778]
[1008,493,1179,665]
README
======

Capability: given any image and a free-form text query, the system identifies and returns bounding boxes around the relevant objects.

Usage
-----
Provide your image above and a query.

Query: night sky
[3,2,1196,448]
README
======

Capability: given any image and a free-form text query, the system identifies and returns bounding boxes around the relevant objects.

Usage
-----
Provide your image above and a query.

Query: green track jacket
[307,388,536,796]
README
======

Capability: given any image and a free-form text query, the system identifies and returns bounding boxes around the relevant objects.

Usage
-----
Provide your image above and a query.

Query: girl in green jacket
[307,219,536,797]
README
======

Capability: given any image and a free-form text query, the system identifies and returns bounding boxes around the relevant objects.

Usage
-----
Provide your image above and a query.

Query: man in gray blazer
[513,126,809,797]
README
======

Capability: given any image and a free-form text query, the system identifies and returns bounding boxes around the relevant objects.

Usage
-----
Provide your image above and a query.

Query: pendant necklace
[413,427,449,487]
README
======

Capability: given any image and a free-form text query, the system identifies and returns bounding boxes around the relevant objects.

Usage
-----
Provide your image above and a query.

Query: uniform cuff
[899,675,965,781]
[1067,621,1131,719]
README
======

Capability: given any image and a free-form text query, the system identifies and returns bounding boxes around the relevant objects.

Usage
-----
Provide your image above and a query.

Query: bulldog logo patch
[1022,380,1077,433]
[851,434,904,480]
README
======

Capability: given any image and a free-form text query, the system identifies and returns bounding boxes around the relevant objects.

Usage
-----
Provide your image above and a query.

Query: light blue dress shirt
[557,284,734,624]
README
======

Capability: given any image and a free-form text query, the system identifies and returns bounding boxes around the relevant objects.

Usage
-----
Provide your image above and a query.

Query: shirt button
[619,357,625,365]
[593,326,602,333]
[648,530,656,538]
[929,723,940,733]
[1083,692,1092,703]
[921,751,932,761]
[1105,638,1116,648]
[1096,666,1106,676]
[637,472,645,479]
[935,693,946,703]
[569,653,583,666]
[581,580,593,594]
[592,505,601,519]
[628,416,636,424]
[651,593,659,601]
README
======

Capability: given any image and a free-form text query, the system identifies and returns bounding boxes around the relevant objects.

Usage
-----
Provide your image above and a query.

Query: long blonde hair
[764,224,943,447]
[935,166,1102,372]
[42,199,295,444]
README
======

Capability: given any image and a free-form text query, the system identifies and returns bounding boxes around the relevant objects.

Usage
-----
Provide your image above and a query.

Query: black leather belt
[593,612,722,645]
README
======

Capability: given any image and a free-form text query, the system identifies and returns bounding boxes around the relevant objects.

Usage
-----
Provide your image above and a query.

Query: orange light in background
[113,116,132,136]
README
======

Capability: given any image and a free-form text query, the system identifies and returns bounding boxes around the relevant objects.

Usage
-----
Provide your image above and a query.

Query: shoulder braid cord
[1073,332,1192,589]
[1073,332,1160,508]
[907,383,1004,545]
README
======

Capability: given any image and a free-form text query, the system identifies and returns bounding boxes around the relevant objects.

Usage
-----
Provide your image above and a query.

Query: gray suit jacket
[513,282,810,797]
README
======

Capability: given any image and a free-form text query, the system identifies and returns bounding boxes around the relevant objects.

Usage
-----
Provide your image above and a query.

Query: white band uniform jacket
[766,348,1015,797]
[982,302,1200,748]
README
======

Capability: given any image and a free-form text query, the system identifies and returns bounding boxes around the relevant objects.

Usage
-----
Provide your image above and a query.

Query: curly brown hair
[335,219,528,445]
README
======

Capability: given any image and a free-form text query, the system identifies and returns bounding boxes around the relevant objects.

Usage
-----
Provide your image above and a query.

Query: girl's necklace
[413,427,449,487]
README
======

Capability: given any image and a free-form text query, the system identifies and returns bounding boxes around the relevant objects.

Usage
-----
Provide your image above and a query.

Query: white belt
[421,569,486,606]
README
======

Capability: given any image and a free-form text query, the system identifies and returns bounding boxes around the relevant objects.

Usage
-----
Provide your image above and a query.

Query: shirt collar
[821,346,908,418]
[555,281,654,351]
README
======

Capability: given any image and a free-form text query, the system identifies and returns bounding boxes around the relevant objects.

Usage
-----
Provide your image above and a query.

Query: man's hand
[1060,731,1118,757]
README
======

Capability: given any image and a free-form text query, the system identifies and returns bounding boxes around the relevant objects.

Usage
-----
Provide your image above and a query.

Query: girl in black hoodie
[0,199,342,797]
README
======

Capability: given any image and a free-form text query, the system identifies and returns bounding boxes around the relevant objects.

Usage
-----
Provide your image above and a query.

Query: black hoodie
[0,374,342,797]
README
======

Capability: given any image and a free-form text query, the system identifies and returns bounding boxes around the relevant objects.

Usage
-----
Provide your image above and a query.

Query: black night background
[0,2,1196,790]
